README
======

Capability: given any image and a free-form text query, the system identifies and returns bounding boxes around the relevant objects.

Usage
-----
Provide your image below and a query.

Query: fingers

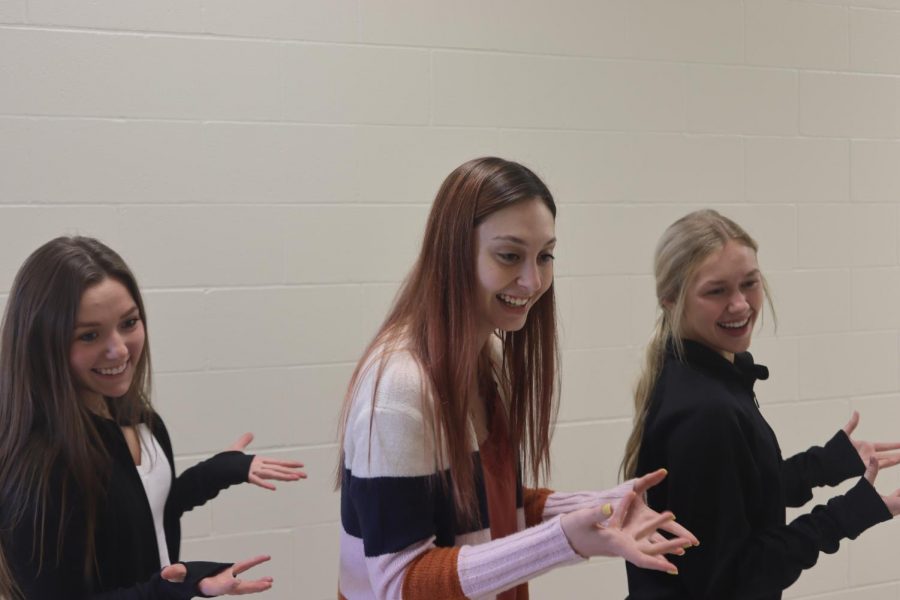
[865,455,879,485]
[258,458,305,468]
[231,555,271,577]
[633,469,667,495]
[248,474,277,491]
[640,536,691,557]
[229,432,254,452]
[876,454,900,470]
[633,510,676,540]
[658,517,700,547]
[230,577,274,595]
[609,492,636,528]
[253,468,306,481]
[623,546,679,575]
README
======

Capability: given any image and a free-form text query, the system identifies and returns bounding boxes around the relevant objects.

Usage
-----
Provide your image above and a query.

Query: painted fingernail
[601,503,613,517]
[668,568,679,576]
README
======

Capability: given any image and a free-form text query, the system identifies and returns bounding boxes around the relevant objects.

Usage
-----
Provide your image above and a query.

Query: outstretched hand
[228,433,307,491]
[560,469,699,575]
[843,411,900,472]
[864,456,900,517]
[161,555,274,596]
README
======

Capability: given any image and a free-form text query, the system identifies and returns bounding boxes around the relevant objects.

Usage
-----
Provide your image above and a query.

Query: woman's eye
[122,317,140,329]
[498,253,519,263]
[77,332,98,343]
[705,288,724,296]
[742,280,759,289]
[539,253,556,264]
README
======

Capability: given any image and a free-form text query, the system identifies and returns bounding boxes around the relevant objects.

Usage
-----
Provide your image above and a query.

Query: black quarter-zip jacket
[626,340,891,600]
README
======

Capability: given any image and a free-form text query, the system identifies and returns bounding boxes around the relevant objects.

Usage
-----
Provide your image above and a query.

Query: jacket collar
[668,338,769,391]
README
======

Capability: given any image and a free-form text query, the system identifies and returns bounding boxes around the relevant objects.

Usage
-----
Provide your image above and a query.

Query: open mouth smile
[93,361,129,376]
[497,293,530,308]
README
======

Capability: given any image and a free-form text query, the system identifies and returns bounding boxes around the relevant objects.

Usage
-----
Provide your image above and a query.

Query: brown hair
[621,209,774,479]
[0,237,154,598]
[336,157,559,523]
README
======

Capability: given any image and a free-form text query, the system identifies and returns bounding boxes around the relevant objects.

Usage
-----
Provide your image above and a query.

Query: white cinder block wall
[2,1,900,598]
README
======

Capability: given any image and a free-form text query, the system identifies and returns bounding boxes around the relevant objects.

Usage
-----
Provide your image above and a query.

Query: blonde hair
[621,209,774,479]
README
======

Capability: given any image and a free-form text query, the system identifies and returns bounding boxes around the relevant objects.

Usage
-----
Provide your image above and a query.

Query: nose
[728,290,749,313]
[517,260,542,293]
[105,331,128,359]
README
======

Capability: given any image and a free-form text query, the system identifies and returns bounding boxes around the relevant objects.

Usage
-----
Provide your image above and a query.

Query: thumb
[843,410,860,436]
[864,455,879,485]
[161,563,187,583]
[228,432,254,451]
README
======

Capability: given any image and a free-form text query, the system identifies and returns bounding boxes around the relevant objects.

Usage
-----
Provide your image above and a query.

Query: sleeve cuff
[828,478,892,540]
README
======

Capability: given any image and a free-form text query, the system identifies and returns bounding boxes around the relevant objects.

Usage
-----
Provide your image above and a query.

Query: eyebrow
[491,235,557,246]
[700,269,761,286]
[75,306,140,329]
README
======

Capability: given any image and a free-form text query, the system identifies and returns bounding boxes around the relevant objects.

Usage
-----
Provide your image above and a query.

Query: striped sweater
[339,349,634,600]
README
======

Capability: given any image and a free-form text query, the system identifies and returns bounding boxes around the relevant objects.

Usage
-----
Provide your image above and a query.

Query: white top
[134,424,173,568]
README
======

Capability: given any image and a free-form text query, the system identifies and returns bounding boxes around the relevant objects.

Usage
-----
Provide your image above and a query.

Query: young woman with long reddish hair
[337,157,697,600]
[0,237,305,599]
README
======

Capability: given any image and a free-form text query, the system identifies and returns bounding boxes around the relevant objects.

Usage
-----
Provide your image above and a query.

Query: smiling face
[678,240,763,361]
[69,277,145,411]
[474,198,556,342]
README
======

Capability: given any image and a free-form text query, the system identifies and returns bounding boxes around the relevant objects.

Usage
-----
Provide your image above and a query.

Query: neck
[83,393,111,419]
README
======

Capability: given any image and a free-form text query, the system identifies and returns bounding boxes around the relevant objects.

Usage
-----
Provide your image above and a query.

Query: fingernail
[670,514,677,521]
[667,569,679,576]
[676,549,685,556]
[682,544,691,550]
[601,503,613,517]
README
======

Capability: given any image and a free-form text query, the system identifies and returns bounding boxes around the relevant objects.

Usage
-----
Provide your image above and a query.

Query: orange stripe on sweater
[523,487,553,527]
[402,546,466,600]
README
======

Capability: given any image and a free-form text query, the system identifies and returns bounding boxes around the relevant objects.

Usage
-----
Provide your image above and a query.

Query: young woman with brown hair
[337,157,697,600]
[0,237,305,599]
[623,209,900,599]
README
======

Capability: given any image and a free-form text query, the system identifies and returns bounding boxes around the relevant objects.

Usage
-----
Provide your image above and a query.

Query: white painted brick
[625,0,743,63]
[554,277,576,351]
[27,0,202,32]
[799,332,899,399]
[851,268,900,330]
[798,204,898,268]
[211,446,338,533]
[0,29,283,120]
[0,206,120,293]
[687,65,799,135]
[849,394,900,489]
[282,44,429,125]
[203,0,357,42]
[358,282,402,347]
[849,518,900,587]
[181,531,294,594]
[851,140,900,203]
[801,72,900,138]
[766,270,851,336]
[795,0,900,8]
[155,365,351,453]
[723,204,798,271]
[746,137,850,204]
[851,8,900,74]
[116,206,286,287]
[353,126,500,204]
[200,123,358,204]
[0,0,25,22]
[559,347,640,422]
[557,204,698,277]
[746,0,849,69]
[530,558,627,598]
[548,420,630,492]
[628,275,659,347]
[142,290,208,374]
[566,276,633,351]
[761,398,848,456]
[360,0,629,58]
[292,523,342,600]
[750,336,800,404]
[204,286,368,368]
[282,205,428,284]
[434,52,686,131]
[498,131,743,205]
[0,117,32,203]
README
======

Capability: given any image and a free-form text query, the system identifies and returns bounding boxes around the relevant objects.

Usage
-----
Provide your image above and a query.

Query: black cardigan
[626,340,892,600]
[4,413,253,599]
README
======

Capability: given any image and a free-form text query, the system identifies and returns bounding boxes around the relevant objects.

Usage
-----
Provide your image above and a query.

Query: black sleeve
[165,451,253,520]
[780,430,865,507]
[5,470,229,600]
[661,408,891,600]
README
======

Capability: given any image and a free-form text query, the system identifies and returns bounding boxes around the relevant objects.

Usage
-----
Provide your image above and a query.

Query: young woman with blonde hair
[624,209,900,599]
[337,157,697,600]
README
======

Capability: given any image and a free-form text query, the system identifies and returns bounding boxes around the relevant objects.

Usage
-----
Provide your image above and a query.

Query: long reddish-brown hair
[0,237,155,599]
[336,157,560,524]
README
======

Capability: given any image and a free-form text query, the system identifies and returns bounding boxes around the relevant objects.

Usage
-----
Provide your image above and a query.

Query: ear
[660,297,674,311]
